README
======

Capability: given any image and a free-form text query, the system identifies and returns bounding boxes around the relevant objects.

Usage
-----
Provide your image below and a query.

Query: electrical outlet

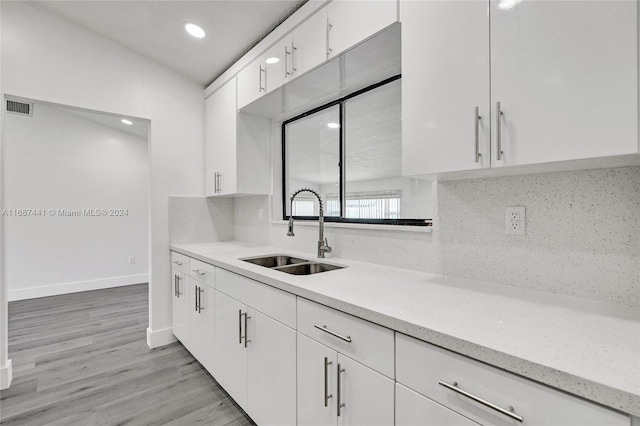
[505,207,525,235]
[128,256,135,264]
[258,208,264,222]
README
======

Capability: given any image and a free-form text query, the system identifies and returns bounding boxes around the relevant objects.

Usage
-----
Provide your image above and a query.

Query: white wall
[1,1,205,355]
[4,103,149,300]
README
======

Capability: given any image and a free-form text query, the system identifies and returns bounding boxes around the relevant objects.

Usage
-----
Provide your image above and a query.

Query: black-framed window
[282,75,432,226]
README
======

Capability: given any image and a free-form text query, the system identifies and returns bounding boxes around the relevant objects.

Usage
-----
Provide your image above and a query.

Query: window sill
[270,220,433,233]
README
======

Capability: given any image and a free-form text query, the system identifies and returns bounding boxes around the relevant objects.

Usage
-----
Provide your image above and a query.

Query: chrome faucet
[287,188,332,258]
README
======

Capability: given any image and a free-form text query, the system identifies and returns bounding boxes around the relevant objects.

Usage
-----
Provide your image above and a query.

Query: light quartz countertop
[171,241,640,417]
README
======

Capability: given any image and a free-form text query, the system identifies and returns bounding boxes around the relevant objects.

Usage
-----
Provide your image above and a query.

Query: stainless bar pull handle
[176,276,182,296]
[198,287,204,313]
[174,275,178,297]
[496,101,504,161]
[285,46,291,77]
[192,269,205,276]
[314,324,351,343]
[475,106,482,163]
[172,260,183,266]
[438,380,523,423]
[336,364,345,416]
[243,312,251,348]
[217,173,222,193]
[324,357,333,407]
[194,285,198,312]
[214,172,218,193]
[291,45,297,74]
[238,309,243,344]
[326,19,333,58]
[259,65,266,92]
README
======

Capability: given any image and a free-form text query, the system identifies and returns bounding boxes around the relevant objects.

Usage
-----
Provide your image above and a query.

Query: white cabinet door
[401,0,490,176]
[327,0,397,60]
[265,34,293,93]
[490,0,638,167]
[336,354,394,426]
[297,333,338,426]
[237,54,266,109]
[188,279,203,360]
[200,283,215,375]
[292,7,328,77]
[190,280,215,374]
[206,78,237,196]
[396,383,480,426]
[247,309,297,426]
[171,270,190,347]
[214,290,248,410]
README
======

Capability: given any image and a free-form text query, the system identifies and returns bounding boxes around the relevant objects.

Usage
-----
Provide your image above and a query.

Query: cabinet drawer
[396,334,629,426]
[189,258,216,287]
[396,383,480,426]
[216,268,296,329]
[170,251,189,274]
[297,298,394,378]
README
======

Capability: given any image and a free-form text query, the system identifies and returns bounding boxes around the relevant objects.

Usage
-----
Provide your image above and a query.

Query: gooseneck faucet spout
[287,188,332,258]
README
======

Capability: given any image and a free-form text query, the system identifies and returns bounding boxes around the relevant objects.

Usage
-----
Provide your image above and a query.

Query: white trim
[0,359,12,390]
[7,274,148,301]
[146,327,176,349]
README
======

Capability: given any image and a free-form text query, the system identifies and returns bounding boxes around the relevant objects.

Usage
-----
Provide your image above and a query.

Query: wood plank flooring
[0,284,255,426]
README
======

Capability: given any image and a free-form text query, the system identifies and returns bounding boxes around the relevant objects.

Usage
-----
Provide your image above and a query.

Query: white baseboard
[8,274,149,301]
[146,326,176,349]
[0,359,12,390]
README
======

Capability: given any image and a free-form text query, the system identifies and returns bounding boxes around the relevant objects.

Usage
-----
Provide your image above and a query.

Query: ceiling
[30,0,308,86]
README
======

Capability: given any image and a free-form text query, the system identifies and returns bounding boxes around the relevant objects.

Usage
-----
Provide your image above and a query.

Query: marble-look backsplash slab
[172,167,639,308]
[169,196,234,243]
[436,166,640,307]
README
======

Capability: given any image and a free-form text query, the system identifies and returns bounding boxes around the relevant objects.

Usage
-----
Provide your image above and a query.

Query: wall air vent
[6,100,33,116]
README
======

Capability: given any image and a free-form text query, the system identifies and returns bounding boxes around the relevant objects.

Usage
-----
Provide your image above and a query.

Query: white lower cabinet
[171,269,190,347]
[396,333,630,426]
[396,383,479,426]
[247,309,297,426]
[214,270,297,424]
[189,278,215,373]
[296,301,395,426]
[214,290,249,410]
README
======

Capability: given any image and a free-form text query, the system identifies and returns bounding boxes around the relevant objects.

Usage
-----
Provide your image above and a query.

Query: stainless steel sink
[240,254,345,275]
[274,262,345,275]
[241,255,308,268]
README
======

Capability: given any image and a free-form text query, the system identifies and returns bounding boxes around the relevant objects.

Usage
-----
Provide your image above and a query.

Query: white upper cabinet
[237,53,267,109]
[265,34,293,93]
[401,0,490,176]
[490,0,638,167]
[326,0,398,60]
[401,0,639,177]
[291,7,328,78]
[206,78,237,196]
[206,77,271,196]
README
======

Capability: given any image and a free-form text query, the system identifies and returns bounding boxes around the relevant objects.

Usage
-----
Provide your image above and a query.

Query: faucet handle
[323,238,332,253]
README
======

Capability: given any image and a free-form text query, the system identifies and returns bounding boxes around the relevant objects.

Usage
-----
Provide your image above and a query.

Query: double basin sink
[241,255,345,275]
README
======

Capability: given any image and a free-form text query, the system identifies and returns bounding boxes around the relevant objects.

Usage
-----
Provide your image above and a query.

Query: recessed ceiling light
[327,122,340,129]
[265,57,280,65]
[121,119,133,125]
[185,22,206,39]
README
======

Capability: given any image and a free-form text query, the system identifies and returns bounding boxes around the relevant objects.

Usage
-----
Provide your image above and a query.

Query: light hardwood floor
[0,284,255,425]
